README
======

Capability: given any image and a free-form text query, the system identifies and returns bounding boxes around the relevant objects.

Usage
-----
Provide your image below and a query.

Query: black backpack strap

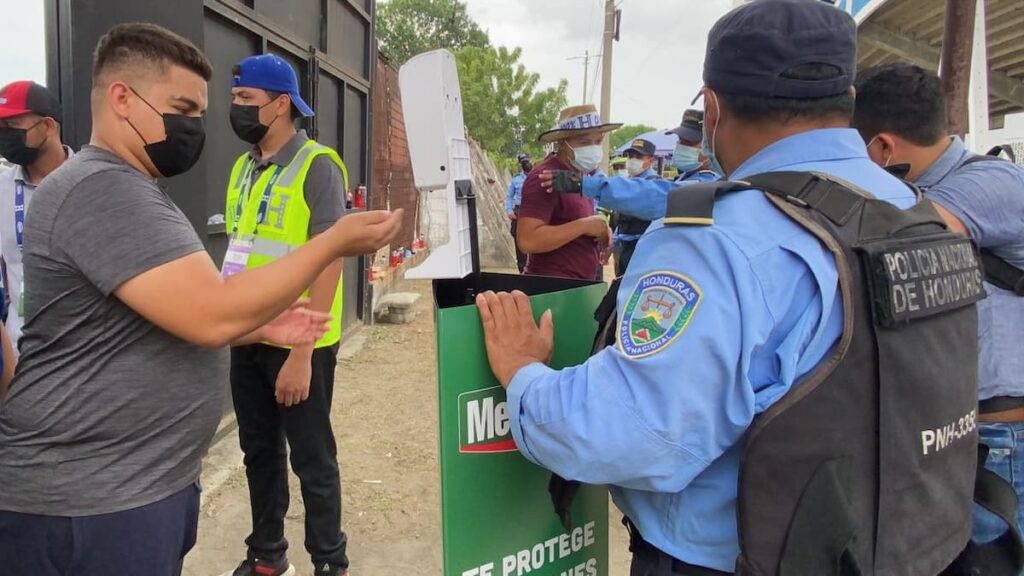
[743,172,865,227]
[935,157,1024,296]
[663,180,751,227]
[942,443,1024,575]
[981,250,1024,296]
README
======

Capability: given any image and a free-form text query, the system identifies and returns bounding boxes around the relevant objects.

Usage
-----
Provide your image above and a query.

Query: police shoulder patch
[618,271,702,358]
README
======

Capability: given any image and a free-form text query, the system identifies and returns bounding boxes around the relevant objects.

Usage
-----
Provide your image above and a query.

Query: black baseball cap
[624,138,655,157]
[702,0,857,99]
[666,109,704,144]
[0,81,62,123]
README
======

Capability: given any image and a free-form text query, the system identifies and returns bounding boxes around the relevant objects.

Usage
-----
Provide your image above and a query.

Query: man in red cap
[0,81,73,347]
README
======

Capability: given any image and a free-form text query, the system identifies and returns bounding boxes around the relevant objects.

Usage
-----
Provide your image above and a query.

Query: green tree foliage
[455,45,567,172]
[610,124,658,152]
[377,0,490,65]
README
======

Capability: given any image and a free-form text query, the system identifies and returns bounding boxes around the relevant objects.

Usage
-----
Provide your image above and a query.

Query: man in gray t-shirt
[0,23,401,576]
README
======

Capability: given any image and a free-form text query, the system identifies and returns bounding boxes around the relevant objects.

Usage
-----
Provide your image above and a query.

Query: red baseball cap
[0,81,63,123]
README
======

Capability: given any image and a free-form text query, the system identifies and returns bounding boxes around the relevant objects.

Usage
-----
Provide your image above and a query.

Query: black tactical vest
[568,171,1023,575]
[720,172,984,575]
[615,173,663,237]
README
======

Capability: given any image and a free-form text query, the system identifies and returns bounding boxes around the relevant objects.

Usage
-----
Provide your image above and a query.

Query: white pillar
[967,0,990,152]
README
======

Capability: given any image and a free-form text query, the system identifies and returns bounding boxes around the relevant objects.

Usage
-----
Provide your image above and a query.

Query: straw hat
[537,104,622,144]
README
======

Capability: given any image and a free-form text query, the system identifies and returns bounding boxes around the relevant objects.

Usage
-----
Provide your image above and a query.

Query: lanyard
[232,161,284,235]
[14,181,25,251]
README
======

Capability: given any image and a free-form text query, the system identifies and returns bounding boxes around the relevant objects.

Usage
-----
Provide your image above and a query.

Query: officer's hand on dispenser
[538,170,582,194]
[326,209,404,256]
[582,215,612,248]
[476,290,554,388]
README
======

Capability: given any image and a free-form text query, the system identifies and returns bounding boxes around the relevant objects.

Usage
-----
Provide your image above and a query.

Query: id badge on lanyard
[222,164,283,278]
[222,235,254,278]
[15,181,25,316]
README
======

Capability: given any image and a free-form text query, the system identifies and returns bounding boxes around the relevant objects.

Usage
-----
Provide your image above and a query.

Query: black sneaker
[312,562,348,576]
[219,555,296,576]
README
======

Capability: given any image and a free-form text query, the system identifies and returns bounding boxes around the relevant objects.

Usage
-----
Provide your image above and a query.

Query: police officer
[613,138,659,276]
[506,153,532,272]
[665,109,718,183]
[223,54,351,576]
[611,157,628,178]
[475,1,987,574]
[853,63,1024,545]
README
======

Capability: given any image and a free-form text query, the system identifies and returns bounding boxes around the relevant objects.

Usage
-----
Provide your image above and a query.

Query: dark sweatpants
[0,481,200,576]
[230,343,349,570]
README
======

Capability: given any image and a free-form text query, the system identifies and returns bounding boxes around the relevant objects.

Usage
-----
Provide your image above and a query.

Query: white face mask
[614,169,629,178]
[626,158,646,176]
[568,144,603,173]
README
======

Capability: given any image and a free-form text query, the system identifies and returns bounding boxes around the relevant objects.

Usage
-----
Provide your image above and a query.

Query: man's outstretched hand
[476,290,554,388]
[258,300,331,346]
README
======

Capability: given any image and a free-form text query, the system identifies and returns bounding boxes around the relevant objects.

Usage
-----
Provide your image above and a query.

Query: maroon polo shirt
[518,154,599,280]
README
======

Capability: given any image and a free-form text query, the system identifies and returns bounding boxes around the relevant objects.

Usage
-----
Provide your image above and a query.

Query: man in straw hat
[515,104,616,280]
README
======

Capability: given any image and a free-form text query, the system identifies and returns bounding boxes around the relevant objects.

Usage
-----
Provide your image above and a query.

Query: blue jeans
[0,481,200,576]
[973,422,1024,544]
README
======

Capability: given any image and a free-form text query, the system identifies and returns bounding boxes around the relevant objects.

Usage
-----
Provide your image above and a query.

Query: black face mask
[230,102,279,144]
[127,87,206,178]
[0,121,46,167]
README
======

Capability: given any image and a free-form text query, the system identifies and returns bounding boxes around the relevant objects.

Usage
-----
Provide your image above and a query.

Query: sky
[465,0,733,129]
[0,0,732,130]
[0,0,46,85]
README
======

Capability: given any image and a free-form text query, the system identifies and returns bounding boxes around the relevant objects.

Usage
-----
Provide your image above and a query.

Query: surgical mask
[702,92,725,177]
[230,101,280,144]
[567,143,603,173]
[614,169,628,178]
[672,145,701,173]
[127,87,206,178]
[0,121,46,167]
[626,158,646,176]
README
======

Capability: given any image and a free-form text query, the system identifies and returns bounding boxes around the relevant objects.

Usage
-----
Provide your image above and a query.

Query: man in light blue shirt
[854,63,1024,544]
[612,138,660,276]
[476,2,921,573]
[506,154,532,272]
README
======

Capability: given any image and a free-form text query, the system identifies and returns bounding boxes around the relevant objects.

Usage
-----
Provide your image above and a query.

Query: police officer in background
[613,138,659,276]
[852,63,1024,546]
[665,109,718,183]
[506,153,532,272]
[475,1,990,574]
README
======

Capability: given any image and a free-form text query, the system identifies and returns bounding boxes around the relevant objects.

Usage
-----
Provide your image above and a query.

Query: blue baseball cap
[232,54,314,117]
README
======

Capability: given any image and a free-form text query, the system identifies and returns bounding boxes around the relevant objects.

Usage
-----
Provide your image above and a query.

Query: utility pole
[599,0,619,173]
[940,0,977,138]
[567,50,600,104]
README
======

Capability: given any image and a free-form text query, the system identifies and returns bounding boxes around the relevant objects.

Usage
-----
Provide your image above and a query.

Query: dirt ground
[183,276,632,576]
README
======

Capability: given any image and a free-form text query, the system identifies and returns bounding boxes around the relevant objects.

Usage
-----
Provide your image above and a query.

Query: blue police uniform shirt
[613,167,659,245]
[676,168,719,183]
[506,128,916,571]
[917,137,1024,400]
[505,171,526,214]
[582,167,718,222]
